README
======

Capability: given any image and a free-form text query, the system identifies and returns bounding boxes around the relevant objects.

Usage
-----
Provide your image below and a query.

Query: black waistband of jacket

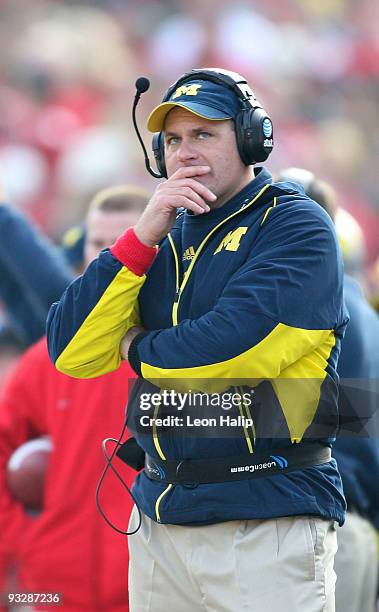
[143,443,332,486]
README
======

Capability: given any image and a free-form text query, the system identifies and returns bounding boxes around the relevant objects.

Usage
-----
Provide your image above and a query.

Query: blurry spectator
[0,321,28,611]
[0,199,73,346]
[0,184,150,611]
[277,167,379,612]
[0,157,72,346]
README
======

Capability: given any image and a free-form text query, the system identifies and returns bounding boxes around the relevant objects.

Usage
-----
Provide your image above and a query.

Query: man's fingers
[171,166,217,201]
[173,186,211,211]
[164,195,210,215]
[180,198,209,215]
[166,179,216,205]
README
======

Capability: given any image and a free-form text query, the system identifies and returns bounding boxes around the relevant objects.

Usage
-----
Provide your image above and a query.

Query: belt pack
[116,439,331,486]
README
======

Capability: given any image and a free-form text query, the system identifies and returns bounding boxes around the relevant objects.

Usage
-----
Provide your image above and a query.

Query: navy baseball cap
[147,79,241,132]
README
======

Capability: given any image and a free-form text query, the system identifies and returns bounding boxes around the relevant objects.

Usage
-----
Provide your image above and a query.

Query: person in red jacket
[0,184,149,611]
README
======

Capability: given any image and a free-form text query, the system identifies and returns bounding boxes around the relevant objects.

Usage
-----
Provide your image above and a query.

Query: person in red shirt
[0,184,149,611]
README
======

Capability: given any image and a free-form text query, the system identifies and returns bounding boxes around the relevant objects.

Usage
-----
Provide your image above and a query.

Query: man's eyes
[166,132,212,145]
[198,131,211,140]
[166,136,180,145]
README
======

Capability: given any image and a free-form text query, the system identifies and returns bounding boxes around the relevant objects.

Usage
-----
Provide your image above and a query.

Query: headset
[133,68,274,179]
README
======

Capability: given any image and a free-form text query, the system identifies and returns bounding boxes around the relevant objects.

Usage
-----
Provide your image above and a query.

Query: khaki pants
[128,506,337,612]
[335,512,378,612]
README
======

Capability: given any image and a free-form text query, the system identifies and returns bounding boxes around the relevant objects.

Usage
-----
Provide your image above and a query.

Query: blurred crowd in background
[0,0,378,298]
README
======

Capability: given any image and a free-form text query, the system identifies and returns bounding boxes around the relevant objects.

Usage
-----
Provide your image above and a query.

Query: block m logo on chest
[214,227,248,254]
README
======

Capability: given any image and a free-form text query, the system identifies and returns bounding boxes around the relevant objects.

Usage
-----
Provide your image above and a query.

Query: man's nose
[176,139,198,162]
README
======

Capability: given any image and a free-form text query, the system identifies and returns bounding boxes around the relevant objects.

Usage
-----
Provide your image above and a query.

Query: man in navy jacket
[47,69,348,612]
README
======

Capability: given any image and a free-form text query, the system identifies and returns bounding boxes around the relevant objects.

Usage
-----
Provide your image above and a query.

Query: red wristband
[110,228,157,276]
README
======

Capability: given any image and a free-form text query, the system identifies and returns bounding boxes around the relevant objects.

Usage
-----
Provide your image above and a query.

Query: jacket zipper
[152,397,173,522]
[167,232,180,326]
[238,385,256,452]
[156,185,270,519]
[235,386,254,454]
[154,235,179,521]
[152,401,166,460]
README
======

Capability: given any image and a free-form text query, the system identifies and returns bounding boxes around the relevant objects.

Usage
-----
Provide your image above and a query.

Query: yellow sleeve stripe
[140,324,335,393]
[273,331,336,443]
[56,266,145,378]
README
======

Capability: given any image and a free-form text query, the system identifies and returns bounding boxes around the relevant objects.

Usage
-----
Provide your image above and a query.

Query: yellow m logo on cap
[214,227,248,254]
[172,84,202,99]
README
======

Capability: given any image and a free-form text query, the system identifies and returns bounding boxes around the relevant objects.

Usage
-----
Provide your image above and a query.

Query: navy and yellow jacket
[47,168,348,525]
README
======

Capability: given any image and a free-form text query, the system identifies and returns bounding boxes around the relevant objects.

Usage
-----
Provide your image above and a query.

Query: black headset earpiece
[235,106,274,164]
[152,132,167,178]
[152,68,274,176]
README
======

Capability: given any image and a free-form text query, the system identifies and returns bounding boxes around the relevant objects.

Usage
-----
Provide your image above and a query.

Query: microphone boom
[133,77,163,179]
